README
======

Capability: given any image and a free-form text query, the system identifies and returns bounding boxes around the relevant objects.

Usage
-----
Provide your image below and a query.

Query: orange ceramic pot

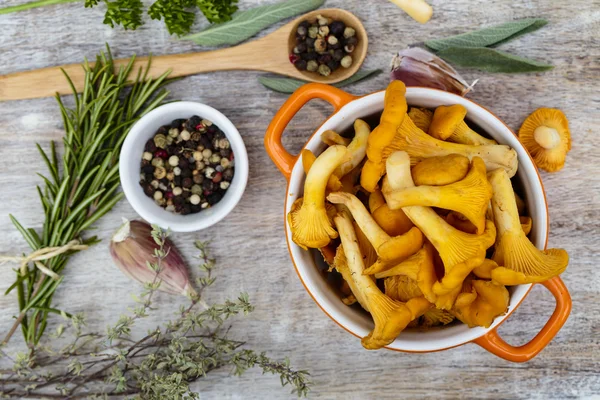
[264,83,571,362]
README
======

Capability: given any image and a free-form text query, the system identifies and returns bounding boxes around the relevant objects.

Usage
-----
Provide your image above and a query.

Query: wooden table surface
[1,0,599,398]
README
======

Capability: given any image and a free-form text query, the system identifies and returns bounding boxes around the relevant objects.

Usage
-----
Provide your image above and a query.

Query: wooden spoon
[0,8,367,102]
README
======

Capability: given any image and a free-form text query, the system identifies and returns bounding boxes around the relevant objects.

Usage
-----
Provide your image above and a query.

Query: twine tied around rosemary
[0,240,88,280]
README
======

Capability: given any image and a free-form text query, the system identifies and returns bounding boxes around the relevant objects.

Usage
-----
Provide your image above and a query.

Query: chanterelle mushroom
[288,145,348,249]
[518,108,571,172]
[488,168,569,284]
[429,104,497,146]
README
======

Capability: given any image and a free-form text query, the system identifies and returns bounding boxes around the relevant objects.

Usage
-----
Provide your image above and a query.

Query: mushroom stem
[534,126,561,149]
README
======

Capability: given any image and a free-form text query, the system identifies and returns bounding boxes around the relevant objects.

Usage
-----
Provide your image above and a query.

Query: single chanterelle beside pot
[264,83,571,362]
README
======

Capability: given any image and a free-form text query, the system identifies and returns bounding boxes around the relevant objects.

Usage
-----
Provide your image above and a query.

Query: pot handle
[264,83,357,180]
[475,276,571,363]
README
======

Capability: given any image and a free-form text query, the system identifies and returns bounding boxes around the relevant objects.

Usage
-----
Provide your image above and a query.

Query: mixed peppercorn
[290,14,358,77]
[139,116,234,215]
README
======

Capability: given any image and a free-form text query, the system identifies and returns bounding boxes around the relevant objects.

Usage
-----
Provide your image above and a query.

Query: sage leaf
[425,19,548,51]
[437,47,553,73]
[258,69,382,93]
[183,0,324,46]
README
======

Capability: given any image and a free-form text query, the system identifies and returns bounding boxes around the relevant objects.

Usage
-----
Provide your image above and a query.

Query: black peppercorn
[199,136,211,149]
[173,196,185,207]
[191,204,202,213]
[295,59,308,71]
[333,49,345,62]
[174,176,182,186]
[202,180,215,192]
[181,168,193,178]
[181,204,192,215]
[295,42,308,54]
[223,168,234,181]
[207,193,223,205]
[182,191,191,199]
[346,36,358,46]
[302,51,318,62]
[185,116,201,132]
[171,119,185,129]
[317,54,333,65]
[143,184,155,197]
[193,174,204,184]
[157,126,169,135]
[182,177,193,188]
[220,148,232,158]
[329,42,342,51]
[144,173,153,182]
[327,60,340,72]
[329,20,346,36]
[142,165,154,174]
[179,158,189,169]
[159,178,169,186]
[145,140,157,152]
[207,125,218,134]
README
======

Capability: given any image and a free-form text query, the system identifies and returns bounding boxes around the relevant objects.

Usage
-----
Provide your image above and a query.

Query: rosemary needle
[4,45,171,347]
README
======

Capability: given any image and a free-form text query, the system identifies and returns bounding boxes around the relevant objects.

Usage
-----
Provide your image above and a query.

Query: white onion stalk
[110,219,196,297]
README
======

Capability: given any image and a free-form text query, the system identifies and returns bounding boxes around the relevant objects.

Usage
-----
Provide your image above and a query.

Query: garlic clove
[390,47,477,96]
[110,219,196,297]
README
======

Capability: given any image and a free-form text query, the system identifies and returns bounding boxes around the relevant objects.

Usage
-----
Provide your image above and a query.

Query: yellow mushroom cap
[429,104,468,140]
[518,108,571,172]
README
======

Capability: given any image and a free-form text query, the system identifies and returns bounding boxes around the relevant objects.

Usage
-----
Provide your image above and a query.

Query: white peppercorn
[314,37,327,53]
[202,149,212,159]
[196,161,205,170]
[344,44,355,53]
[173,187,183,196]
[201,202,210,209]
[317,14,328,26]
[168,155,179,167]
[201,119,212,127]
[204,167,216,179]
[191,185,202,194]
[318,64,331,76]
[209,154,221,164]
[193,151,203,161]
[153,191,163,201]
[173,166,182,176]
[142,152,153,161]
[308,26,319,38]
[151,180,159,189]
[318,25,330,37]
[327,35,339,45]
[341,55,353,68]
[153,166,166,179]
[168,128,179,138]
[190,194,201,205]
[344,27,356,38]
[151,158,164,167]
[307,60,318,72]
[220,158,230,168]
[220,181,230,190]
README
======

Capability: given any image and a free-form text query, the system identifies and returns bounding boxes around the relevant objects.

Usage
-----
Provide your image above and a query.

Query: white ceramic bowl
[265,84,571,361]
[120,101,248,232]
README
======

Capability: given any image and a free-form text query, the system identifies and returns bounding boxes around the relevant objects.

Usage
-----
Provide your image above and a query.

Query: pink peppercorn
[154,149,168,159]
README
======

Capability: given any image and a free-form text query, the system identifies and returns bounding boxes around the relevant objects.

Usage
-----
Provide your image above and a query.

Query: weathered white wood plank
[0,0,599,398]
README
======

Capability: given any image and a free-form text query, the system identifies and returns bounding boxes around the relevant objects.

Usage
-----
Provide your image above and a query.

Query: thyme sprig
[0,231,311,398]
[2,45,171,347]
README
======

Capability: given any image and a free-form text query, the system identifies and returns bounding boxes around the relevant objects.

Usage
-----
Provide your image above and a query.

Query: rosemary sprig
[0,233,311,398]
[3,45,171,347]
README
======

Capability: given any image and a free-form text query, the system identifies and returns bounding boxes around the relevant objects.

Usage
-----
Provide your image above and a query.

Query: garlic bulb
[110,219,196,297]
[390,47,476,96]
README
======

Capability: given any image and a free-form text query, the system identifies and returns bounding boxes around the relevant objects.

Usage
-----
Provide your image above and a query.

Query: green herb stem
[3,45,171,347]
[0,0,79,15]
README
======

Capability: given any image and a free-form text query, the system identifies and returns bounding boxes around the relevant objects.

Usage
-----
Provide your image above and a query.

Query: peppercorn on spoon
[0,8,368,102]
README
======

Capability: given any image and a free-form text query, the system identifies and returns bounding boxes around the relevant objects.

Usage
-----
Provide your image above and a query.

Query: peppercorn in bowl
[120,102,248,232]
